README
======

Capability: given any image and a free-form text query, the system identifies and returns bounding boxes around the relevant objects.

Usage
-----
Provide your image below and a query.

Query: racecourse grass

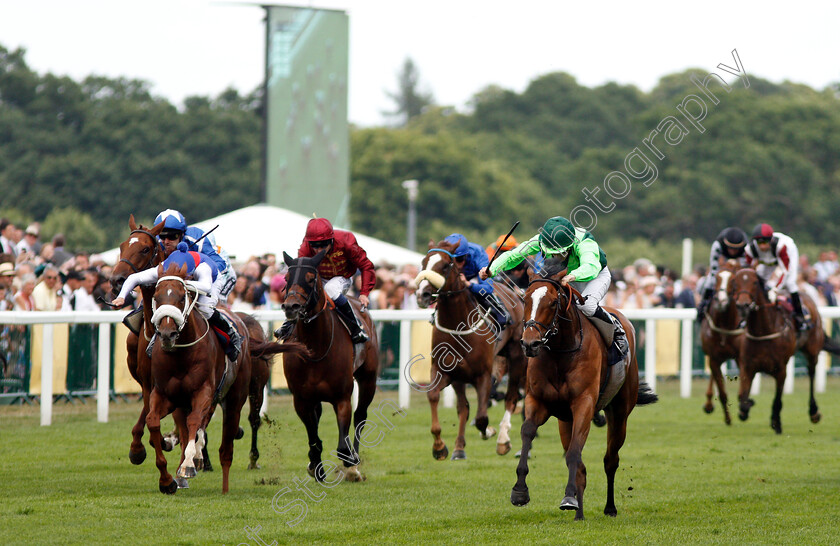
[2,377,840,545]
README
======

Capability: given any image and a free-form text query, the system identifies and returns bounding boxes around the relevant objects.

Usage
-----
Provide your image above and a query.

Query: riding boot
[335,300,368,344]
[274,320,296,341]
[477,292,508,340]
[146,332,157,358]
[790,292,809,332]
[696,287,714,322]
[592,305,628,366]
[209,309,242,361]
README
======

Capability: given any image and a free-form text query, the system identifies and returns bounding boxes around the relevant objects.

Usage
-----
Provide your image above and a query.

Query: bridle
[420,248,468,300]
[119,229,161,273]
[523,277,583,353]
[283,261,336,361]
[151,275,209,348]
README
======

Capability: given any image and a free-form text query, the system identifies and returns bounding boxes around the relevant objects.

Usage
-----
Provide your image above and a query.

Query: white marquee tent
[98,204,425,267]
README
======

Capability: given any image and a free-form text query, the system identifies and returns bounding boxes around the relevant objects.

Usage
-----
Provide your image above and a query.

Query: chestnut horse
[732,268,840,433]
[415,239,526,459]
[511,266,658,520]
[281,250,379,482]
[700,258,744,424]
[110,216,275,470]
[146,262,305,493]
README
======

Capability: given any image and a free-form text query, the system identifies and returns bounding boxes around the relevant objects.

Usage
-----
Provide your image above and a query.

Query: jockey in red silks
[745,223,809,331]
[277,218,375,344]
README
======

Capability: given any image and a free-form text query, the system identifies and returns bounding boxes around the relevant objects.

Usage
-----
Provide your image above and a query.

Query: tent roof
[98,204,425,267]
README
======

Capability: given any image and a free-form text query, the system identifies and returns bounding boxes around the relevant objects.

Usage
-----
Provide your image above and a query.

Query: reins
[152,275,211,349]
[524,278,584,353]
[284,262,337,360]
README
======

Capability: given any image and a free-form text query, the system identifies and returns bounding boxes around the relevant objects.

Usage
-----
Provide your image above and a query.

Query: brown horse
[145,262,305,493]
[700,258,744,424]
[511,265,658,520]
[415,239,526,459]
[732,268,840,433]
[281,250,379,482]
[110,216,274,470]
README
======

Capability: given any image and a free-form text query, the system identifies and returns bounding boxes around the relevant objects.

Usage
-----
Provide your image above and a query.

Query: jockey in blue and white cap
[112,242,242,361]
[154,209,236,304]
[443,233,510,335]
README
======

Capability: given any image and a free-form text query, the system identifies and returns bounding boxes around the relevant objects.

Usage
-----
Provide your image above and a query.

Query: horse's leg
[247,370,266,470]
[346,369,377,482]
[451,381,469,460]
[805,351,821,423]
[427,371,452,460]
[511,395,549,507]
[474,372,495,440]
[498,341,526,455]
[707,357,732,425]
[146,390,177,494]
[737,363,755,422]
[559,396,596,520]
[177,390,213,481]
[219,391,247,494]
[602,398,630,517]
[770,367,785,434]
[293,397,325,481]
[334,396,362,482]
[129,383,150,464]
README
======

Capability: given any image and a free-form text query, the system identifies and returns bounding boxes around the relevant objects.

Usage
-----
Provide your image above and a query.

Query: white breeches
[570,267,611,317]
[324,276,352,300]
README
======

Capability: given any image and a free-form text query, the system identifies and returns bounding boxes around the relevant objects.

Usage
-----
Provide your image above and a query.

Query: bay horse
[281,250,379,482]
[415,238,526,459]
[731,268,840,433]
[145,262,305,493]
[511,265,658,520]
[700,258,744,424]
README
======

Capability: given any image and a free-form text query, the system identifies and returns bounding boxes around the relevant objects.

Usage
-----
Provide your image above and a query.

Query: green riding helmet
[539,216,577,255]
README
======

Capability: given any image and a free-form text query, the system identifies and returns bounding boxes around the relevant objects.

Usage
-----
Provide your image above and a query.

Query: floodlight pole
[402,179,419,251]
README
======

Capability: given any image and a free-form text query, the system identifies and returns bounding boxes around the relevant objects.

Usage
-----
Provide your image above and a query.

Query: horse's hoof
[203,462,214,472]
[496,442,511,456]
[247,461,261,470]
[307,464,326,482]
[810,412,822,424]
[771,420,782,434]
[738,411,749,422]
[592,412,606,427]
[235,427,245,440]
[174,477,189,489]
[433,445,449,461]
[560,496,579,511]
[451,450,466,461]
[604,506,617,517]
[481,426,497,440]
[177,466,197,479]
[128,447,146,465]
[702,404,714,414]
[159,480,178,495]
[344,465,366,482]
[724,415,732,426]
[510,486,530,506]
[194,458,204,471]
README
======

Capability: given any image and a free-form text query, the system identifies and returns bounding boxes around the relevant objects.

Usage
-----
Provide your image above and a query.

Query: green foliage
[383,58,435,126]
[41,207,106,253]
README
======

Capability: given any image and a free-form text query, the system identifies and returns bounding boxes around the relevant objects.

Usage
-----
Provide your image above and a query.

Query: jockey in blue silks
[444,233,510,335]
[112,241,242,361]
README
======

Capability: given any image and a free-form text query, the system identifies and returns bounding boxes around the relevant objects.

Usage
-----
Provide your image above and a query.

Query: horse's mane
[540,257,569,279]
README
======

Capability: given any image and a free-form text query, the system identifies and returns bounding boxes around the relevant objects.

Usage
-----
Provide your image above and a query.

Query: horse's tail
[821,336,840,355]
[636,381,659,406]
[249,339,310,360]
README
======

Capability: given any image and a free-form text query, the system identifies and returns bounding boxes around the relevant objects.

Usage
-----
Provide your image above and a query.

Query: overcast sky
[1,1,838,126]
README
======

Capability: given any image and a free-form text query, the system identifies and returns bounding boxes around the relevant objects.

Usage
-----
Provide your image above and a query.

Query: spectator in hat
[268,273,287,310]
[32,264,63,311]
[0,262,16,310]
[16,224,42,256]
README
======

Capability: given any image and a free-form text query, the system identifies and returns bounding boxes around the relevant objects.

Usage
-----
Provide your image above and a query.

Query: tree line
[2,45,839,269]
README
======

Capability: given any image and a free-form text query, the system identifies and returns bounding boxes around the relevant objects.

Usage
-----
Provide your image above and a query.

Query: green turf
[1,377,840,545]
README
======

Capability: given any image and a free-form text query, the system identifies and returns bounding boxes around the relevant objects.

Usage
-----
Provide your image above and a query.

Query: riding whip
[487,221,520,270]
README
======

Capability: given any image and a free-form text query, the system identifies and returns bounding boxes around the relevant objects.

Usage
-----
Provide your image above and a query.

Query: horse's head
[711,258,740,312]
[152,262,192,351]
[111,214,165,297]
[414,239,464,308]
[521,262,570,357]
[282,249,327,321]
[732,268,764,320]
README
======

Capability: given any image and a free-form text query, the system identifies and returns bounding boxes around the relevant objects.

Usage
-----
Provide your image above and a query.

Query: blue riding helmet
[443,233,469,258]
[154,209,187,233]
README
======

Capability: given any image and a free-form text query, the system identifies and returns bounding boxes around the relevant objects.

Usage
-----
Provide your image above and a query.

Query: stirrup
[351,329,369,344]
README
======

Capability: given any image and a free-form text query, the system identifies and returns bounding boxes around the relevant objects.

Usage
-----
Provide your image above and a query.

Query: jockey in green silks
[479,216,628,366]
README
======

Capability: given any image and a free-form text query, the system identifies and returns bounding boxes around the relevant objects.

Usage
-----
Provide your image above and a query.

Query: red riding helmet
[304,218,335,244]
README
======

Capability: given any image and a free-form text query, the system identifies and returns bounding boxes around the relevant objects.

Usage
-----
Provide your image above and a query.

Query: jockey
[112,242,242,361]
[445,233,510,334]
[155,209,237,304]
[485,234,519,261]
[696,226,749,318]
[279,217,374,344]
[745,223,808,331]
[480,216,628,366]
